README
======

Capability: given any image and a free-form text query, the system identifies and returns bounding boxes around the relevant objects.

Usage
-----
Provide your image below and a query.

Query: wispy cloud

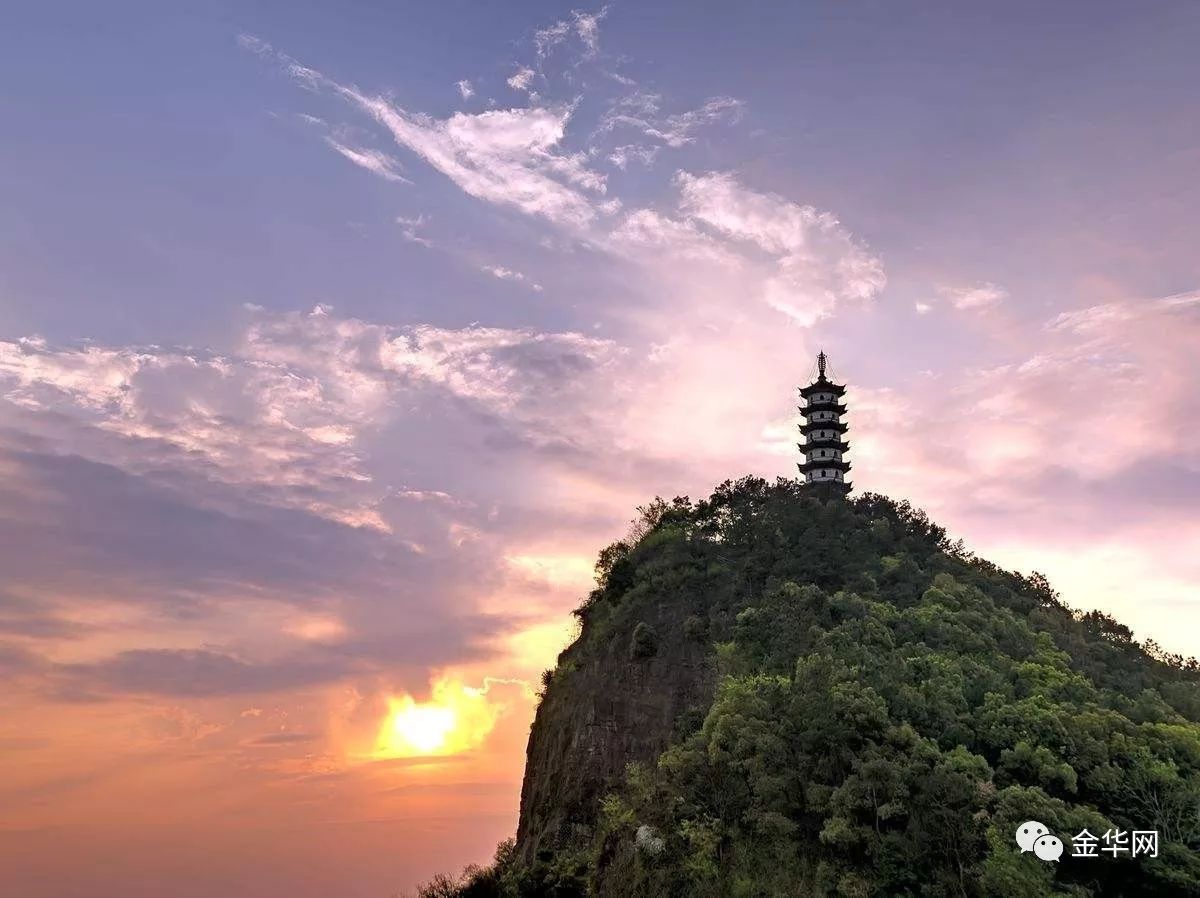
[857,291,1200,503]
[482,265,543,291]
[332,84,605,226]
[534,6,609,59]
[674,171,885,323]
[534,23,569,58]
[572,7,608,56]
[236,32,274,57]
[939,281,1008,310]
[506,66,536,93]
[395,213,433,246]
[607,208,737,264]
[599,93,743,148]
[608,144,659,169]
[455,79,474,100]
[324,139,410,183]
[243,43,885,333]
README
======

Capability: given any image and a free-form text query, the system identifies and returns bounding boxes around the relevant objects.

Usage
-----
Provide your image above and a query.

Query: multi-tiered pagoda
[798,351,851,498]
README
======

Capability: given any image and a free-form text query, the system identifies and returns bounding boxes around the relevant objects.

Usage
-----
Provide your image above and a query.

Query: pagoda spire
[798,352,851,498]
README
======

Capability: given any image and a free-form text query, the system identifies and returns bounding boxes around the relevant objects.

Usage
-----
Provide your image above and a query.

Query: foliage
[630,622,659,659]
[424,477,1200,897]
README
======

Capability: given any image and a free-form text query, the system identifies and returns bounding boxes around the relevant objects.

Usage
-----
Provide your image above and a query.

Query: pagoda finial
[817,350,827,379]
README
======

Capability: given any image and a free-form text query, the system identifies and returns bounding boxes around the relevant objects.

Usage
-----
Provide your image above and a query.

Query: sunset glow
[375,677,504,758]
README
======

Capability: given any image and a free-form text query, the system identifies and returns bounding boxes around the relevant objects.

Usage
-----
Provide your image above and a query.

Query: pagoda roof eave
[798,459,852,474]
[799,380,846,397]
[800,421,849,435]
[798,440,850,451]
[800,402,847,415]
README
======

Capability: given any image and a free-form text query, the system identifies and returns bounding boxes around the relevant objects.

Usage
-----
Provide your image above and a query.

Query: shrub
[630,622,659,659]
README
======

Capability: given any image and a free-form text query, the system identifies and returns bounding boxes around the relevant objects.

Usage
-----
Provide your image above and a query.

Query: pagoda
[798,351,851,498]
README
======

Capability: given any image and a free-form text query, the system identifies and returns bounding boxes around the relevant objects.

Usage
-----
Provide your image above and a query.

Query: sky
[1,2,1199,895]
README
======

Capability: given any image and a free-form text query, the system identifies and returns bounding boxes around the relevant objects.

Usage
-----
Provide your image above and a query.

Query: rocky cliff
[514,529,717,868]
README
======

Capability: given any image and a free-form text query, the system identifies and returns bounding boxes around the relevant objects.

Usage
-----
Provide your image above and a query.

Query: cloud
[0,309,622,532]
[0,437,530,703]
[324,139,411,183]
[250,45,877,333]
[939,282,1007,310]
[0,338,143,410]
[339,89,604,227]
[242,40,607,226]
[247,731,320,746]
[0,641,48,679]
[535,21,571,58]
[534,6,609,59]
[59,648,360,698]
[608,144,659,169]
[1,332,382,529]
[857,290,1200,507]
[1046,301,1134,334]
[607,208,737,265]
[395,213,433,246]
[572,8,608,56]
[236,33,326,93]
[0,591,87,639]
[241,308,619,431]
[482,265,543,291]
[1160,288,1200,310]
[456,79,474,100]
[0,295,646,713]
[599,93,743,148]
[674,171,886,323]
[0,445,400,604]
[506,67,536,93]
[236,32,273,57]
[381,326,621,438]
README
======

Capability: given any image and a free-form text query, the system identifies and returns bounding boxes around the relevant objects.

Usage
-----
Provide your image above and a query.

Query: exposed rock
[515,569,715,866]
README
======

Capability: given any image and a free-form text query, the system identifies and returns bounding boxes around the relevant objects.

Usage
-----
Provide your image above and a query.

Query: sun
[374,675,505,758]
[389,700,457,754]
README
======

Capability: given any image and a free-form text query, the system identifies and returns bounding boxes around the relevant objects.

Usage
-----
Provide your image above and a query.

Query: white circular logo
[1016,820,1049,853]
[1034,834,1064,862]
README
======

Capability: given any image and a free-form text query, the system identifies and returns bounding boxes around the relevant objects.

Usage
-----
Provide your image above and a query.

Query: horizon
[2,2,1199,896]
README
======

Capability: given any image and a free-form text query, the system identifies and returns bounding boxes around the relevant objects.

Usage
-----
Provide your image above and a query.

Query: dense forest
[419,478,1200,897]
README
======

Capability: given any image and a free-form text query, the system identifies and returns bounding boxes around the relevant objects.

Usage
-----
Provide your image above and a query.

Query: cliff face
[515,564,716,867]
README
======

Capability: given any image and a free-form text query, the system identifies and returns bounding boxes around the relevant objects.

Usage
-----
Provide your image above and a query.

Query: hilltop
[420,477,1200,897]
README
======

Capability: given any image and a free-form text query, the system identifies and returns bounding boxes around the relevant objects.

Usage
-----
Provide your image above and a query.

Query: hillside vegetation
[421,477,1200,897]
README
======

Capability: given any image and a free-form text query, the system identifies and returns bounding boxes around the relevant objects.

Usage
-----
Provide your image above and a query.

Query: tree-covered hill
[421,477,1200,898]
